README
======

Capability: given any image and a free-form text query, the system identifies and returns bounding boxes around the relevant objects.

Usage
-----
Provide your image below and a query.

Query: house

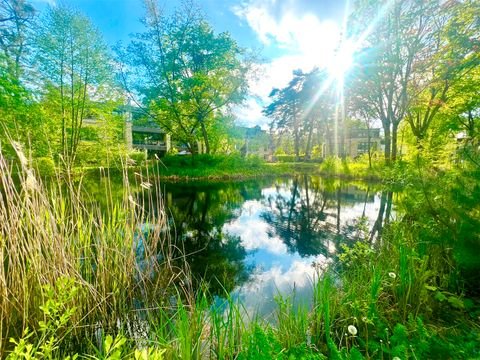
[345,128,382,158]
[81,105,172,157]
[233,125,272,159]
[122,107,171,156]
[323,128,382,158]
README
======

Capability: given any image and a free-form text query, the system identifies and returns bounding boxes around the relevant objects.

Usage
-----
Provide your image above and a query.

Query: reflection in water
[78,172,393,316]
[155,176,394,317]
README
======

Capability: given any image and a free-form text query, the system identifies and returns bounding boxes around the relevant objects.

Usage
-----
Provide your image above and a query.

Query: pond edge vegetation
[2,145,480,359]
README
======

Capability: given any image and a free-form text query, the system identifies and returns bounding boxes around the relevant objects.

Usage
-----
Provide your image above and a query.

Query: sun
[327,39,356,82]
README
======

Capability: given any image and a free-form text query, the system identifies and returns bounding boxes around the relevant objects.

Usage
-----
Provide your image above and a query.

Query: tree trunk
[391,122,399,162]
[200,121,210,154]
[294,128,300,161]
[305,117,314,159]
[367,131,372,169]
[339,121,346,160]
[383,123,391,165]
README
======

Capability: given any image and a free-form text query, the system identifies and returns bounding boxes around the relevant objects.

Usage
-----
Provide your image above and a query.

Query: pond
[78,173,394,319]
[128,175,394,319]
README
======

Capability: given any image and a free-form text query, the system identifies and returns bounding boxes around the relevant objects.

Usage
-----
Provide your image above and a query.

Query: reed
[0,143,180,357]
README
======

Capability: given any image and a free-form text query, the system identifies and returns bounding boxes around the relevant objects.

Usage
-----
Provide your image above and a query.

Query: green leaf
[447,296,465,309]
[434,291,447,302]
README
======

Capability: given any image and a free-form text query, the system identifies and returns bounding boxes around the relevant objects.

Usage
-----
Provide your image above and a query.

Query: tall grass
[0,143,181,356]
[1,143,478,359]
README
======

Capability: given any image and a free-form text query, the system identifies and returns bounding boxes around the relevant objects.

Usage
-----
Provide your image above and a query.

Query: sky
[30,0,349,128]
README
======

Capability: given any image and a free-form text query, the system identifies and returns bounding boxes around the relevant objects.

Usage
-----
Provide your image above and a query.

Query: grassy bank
[125,154,386,182]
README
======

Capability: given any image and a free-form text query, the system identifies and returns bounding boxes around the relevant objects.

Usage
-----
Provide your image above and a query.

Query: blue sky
[31,0,348,127]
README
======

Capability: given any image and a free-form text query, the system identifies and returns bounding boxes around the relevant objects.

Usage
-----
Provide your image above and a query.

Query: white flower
[388,272,397,279]
[347,325,358,336]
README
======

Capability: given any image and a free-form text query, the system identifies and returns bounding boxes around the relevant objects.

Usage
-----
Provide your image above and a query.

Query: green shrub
[34,156,56,176]
[128,150,147,165]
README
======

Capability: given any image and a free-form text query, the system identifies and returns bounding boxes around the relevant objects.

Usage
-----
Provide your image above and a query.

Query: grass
[0,143,182,357]
[120,154,387,182]
[2,145,479,359]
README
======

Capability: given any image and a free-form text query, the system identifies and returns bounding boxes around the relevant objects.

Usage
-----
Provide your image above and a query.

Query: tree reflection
[369,191,393,243]
[261,176,337,257]
[156,182,266,296]
[261,176,382,257]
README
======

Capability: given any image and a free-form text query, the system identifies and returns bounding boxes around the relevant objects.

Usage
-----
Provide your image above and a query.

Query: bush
[34,156,56,176]
[128,150,147,165]
[276,155,297,162]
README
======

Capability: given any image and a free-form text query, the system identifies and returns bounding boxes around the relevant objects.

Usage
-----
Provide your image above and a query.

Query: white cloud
[233,0,341,64]
[233,0,344,127]
[234,98,269,129]
[234,255,331,318]
[223,200,288,255]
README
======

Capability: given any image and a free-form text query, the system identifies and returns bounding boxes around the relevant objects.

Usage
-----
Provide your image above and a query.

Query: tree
[348,0,440,164]
[347,92,378,167]
[0,0,34,79]
[264,70,305,161]
[264,69,335,160]
[0,0,43,157]
[300,69,335,159]
[405,0,480,146]
[119,0,250,154]
[35,6,112,169]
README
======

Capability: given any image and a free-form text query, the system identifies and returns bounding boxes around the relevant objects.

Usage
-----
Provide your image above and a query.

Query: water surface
[157,176,393,317]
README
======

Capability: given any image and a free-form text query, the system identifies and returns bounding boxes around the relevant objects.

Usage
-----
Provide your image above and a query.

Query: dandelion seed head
[347,325,357,336]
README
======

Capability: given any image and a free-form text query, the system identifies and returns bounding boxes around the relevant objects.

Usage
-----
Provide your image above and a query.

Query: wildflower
[388,272,397,279]
[347,325,358,336]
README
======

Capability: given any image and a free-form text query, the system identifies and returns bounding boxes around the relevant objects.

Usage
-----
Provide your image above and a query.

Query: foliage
[264,69,334,160]
[119,0,251,154]
[35,5,115,169]
[33,156,56,176]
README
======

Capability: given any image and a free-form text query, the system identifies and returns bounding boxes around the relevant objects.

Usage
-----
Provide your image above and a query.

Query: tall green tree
[0,0,37,156]
[264,70,305,161]
[264,69,335,160]
[0,0,34,79]
[348,0,440,164]
[35,6,112,168]
[119,0,250,154]
[405,0,480,146]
